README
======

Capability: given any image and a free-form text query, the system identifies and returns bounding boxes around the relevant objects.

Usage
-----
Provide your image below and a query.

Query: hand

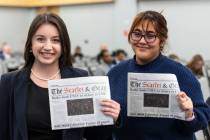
[100,99,120,122]
[177,92,194,119]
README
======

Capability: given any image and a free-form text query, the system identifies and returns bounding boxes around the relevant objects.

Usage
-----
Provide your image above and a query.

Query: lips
[135,45,150,49]
[40,52,55,58]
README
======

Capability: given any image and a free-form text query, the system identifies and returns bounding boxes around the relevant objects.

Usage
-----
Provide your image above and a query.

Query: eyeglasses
[130,31,157,43]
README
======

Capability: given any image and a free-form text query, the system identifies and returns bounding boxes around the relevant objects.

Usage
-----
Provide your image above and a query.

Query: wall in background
[9,0,136,57]
[60,4,115,56]
[138,0,210,61]
[59,0,136,56]
[0,0,113,7]
[0,0,210,61]
[0,7,31,52]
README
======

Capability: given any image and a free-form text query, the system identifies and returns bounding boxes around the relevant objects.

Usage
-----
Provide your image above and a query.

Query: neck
[136,53,160,65]
[31,69,60,81]
[31,63,60,80]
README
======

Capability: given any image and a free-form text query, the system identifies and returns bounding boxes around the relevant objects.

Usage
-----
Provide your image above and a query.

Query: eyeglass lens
[131,31,156,43]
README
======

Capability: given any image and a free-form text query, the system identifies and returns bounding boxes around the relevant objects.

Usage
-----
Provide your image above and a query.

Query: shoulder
[108,59,131,76]
[62,66,88,77]
[0,70,23,99]
[72,67,89,76]
[1,69,30,89]
[162,56,200,92]
[162,56,192,75]
[1,69,22,82]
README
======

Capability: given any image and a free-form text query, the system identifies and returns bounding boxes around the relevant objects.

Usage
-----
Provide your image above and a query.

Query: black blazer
[0,66,88,140]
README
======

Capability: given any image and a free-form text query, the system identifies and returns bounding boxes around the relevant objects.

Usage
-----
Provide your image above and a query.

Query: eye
[146,34,156,39]
[36,37,45,42]
[132,32,142,37]
[52,38,60,43]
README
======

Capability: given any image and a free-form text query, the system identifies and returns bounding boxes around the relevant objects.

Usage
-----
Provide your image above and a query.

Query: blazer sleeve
[0,74,11,140]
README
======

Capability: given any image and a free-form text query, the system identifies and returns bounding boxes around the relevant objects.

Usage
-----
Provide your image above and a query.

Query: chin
[136,51,149,58]
[40,60,57,65]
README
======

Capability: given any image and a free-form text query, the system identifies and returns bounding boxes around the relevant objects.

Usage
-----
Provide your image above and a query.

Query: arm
[176,73,210,133]
[84,100,120,140]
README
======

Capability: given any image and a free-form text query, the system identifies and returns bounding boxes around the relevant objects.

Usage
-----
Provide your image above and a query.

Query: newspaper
[48,76,114,130]
[127,73,185,120]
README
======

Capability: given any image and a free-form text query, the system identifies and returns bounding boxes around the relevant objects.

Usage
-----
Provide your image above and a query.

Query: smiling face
[128,11,168,65]
[31,23,61,67]
[129,21,161,65]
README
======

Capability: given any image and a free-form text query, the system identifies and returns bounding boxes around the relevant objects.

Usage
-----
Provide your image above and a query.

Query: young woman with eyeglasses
[102,10,210,140]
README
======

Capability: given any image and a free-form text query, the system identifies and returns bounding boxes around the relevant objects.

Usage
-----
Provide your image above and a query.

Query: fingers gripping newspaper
[127,73,185,120]
[48,76,113,130]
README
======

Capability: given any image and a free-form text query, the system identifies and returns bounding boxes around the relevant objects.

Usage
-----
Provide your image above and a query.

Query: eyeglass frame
[130,31,157,44]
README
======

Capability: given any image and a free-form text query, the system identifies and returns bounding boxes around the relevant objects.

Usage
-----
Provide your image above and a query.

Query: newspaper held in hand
[127,73,186,120]
[48,76,113,130]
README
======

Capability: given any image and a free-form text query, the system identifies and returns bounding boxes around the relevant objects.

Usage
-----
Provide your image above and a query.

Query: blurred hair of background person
[112,49,127,64]
[73,45,84,61]
[0,13,120,140]
[187,54,204,79]
[96,44,108,64]
[168,53,180,62]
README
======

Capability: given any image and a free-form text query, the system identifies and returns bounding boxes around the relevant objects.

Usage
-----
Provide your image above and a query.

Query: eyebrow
[133,29,156,34]
[133,29,141,32]
[146,31,156,34]
[34,35,60,38]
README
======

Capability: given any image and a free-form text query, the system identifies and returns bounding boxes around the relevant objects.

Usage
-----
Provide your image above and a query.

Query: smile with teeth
[136,45,150,49]
[40,52,55,57]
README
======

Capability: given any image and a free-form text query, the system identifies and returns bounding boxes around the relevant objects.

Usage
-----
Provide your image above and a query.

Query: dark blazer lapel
[61,67,75,78]
[14,69,30,140]
[12,68,72,140]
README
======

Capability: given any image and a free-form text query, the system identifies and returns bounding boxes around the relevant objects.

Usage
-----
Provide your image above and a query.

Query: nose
[138,36,147,44]
[43,40,52,51]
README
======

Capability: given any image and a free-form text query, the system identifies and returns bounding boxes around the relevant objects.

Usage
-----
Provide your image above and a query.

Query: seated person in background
[168,53,180,62]
[94,50,115,76]
[73,46,84,61]
[187,54,204,79]
[0,46,5,60]
[112,49,127,64]
[1,42,12,60]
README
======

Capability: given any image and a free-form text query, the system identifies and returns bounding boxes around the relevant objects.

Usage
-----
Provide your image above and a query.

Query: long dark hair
[186,54,204,77]
[23,13,72,68]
